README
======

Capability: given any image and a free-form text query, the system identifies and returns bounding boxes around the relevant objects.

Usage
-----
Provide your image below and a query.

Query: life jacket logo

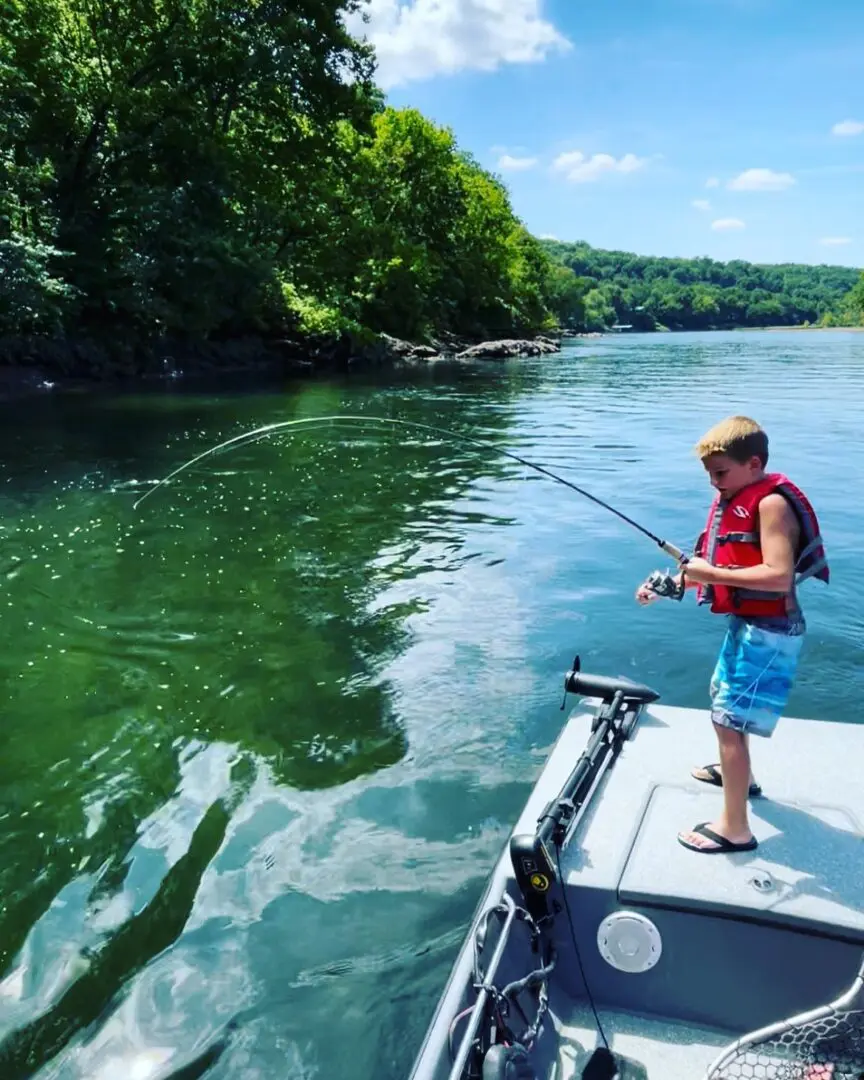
[732,506,750,519]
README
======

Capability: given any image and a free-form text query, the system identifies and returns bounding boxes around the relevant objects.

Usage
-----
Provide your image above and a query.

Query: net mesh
[707,1010,864,1080]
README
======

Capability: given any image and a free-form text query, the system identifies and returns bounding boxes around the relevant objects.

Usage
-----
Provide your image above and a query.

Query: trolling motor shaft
[509,661,659,921]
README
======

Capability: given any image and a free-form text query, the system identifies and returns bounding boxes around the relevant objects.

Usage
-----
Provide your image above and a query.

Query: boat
[408,658,864,1080]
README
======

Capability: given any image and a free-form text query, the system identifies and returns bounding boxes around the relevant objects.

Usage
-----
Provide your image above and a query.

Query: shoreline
[2,323,862,404]
[0,330,563,404]
[733,325,864,333]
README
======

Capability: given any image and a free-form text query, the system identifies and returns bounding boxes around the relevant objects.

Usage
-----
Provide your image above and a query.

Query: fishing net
[704,960,864,1080]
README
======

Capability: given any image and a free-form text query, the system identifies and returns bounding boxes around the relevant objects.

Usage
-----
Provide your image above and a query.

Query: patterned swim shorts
[710,615,805,738]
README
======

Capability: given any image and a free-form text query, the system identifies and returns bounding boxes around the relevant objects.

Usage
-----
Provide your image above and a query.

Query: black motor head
[482,1043,538,1080]
[581,1046,619,1080]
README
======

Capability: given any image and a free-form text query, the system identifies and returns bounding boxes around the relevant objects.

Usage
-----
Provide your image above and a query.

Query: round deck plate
[597,911,662,973]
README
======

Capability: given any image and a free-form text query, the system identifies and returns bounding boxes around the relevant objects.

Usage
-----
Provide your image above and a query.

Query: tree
[838,272,864,325]
[582,288,616,331]
[543,265,587,328]
[1,0,376,343]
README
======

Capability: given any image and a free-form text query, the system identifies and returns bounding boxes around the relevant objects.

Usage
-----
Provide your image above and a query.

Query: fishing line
[132,415,688,563]
[554,844,618,1080]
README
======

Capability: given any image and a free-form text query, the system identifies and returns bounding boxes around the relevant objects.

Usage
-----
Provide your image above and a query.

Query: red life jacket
[694,472,829,617]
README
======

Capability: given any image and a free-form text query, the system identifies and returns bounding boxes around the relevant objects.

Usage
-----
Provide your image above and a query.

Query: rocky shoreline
[0,329,566,402]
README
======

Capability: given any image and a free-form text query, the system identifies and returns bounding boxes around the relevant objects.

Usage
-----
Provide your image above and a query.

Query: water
[0,331,861,1079]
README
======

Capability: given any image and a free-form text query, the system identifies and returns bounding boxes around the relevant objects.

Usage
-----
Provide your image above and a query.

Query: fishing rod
[132,415,689,564]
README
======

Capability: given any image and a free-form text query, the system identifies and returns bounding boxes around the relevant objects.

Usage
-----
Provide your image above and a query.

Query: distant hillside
[540,240,862,332]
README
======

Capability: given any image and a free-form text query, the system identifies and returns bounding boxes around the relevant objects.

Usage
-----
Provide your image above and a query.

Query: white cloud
[539,233,559,241]
[497,154,538,171]
[553,150,647,183]
[727,168,796,191]
[692,199,712,211]
[831,119,864,137]
[346,0,571,88]
[705,177,720,189]
[819,236,852,246]
[711,218,745,231]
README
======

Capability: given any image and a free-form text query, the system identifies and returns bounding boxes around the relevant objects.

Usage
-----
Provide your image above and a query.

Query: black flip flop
[678,822,758,854]
[694,763,762,798]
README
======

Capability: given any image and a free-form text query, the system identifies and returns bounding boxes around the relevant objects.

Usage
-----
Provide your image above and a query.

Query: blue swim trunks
[709,615,805,738]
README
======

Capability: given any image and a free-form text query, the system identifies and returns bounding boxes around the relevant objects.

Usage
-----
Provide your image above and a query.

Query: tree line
[541,241,863,332]
[1,0,862,370]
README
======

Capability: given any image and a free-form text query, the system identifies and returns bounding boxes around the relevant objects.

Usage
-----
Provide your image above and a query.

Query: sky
[347,0,864,267]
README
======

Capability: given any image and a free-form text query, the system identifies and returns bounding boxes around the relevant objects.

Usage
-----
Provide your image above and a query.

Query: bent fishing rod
[132,414,689,564]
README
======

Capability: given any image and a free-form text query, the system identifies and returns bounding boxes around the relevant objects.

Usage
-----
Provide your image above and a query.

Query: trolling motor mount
[511,658,660,920]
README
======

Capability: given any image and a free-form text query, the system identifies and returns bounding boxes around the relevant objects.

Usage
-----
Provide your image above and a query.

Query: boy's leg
[708,614,744,747]
[711,723,753,840]
[691,731,758,789]
[679,618,804,853]
[680,619,754,849]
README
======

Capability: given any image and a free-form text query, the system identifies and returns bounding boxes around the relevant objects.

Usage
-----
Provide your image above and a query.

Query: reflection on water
[0,332,862,1078]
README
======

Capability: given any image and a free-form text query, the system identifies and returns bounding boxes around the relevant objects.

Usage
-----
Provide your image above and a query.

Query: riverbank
[0,329,563,403]
[7,321,863,404]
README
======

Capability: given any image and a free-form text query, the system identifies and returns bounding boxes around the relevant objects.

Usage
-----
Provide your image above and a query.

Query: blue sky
[349,0,863,267]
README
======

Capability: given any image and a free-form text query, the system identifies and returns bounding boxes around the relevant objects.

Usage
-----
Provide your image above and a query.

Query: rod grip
[659,540,688,563]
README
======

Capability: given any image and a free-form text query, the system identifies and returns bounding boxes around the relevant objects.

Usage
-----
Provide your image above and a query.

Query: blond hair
[695,415,769,466]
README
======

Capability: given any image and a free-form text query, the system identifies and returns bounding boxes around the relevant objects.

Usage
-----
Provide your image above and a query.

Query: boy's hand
[635,581,661,605]
[677,556,714,584]
[637,569,687,603]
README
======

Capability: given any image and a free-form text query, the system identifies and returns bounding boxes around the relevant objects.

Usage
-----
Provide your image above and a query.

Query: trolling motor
[486,659,659,1080]
[508,657,659,923]
[459,660,658,1080]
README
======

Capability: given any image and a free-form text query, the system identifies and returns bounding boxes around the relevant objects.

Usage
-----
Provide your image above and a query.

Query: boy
[636,416,829,854]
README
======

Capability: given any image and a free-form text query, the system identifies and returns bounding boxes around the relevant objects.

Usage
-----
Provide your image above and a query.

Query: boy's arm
[684,493,798,593]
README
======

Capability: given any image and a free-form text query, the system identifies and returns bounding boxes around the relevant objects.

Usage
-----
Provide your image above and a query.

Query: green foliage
[825,272,864,326]
[0,237,79,334]
[0,0,377,348]
[582,288,617,331]
[0,3,558,363]
[273,107,558,342]
[279,280,352,338]
[19,0,859,355]
[541,240,862,332]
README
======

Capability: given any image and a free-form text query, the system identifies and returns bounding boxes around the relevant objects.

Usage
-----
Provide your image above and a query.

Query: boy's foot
[677,821,758,854]
[692,763,762,798]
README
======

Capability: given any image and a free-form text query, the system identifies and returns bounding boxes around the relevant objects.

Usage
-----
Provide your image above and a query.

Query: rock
[346,333,443,365]
[375,335,444,362]
[455,337,561,361]
[377,333,416,358]
[429,331,473,356]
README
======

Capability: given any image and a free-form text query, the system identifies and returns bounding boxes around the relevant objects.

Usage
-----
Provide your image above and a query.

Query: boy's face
[702,452,764,500]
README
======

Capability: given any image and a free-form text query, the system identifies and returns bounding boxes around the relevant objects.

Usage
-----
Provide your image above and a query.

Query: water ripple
[0,331,862,1079]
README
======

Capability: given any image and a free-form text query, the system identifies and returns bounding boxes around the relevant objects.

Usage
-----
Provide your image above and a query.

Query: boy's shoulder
[756,490,800,535]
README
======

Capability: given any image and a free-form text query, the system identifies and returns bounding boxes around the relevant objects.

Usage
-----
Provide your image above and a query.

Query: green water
[0,331,862,1079]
